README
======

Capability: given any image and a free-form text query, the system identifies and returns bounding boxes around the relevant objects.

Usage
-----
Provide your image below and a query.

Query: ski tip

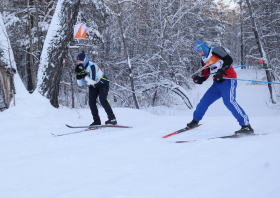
[163,132,176,138]
[163,124,202,138]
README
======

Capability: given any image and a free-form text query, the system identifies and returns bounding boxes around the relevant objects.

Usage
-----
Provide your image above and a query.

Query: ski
[162,124,202,138]
[52,124,132,137]
[51,128,99,137]
[66,124,132,129]
[173,133,270,143]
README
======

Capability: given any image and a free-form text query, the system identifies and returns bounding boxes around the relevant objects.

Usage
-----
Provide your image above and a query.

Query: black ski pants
[88,81,114,120]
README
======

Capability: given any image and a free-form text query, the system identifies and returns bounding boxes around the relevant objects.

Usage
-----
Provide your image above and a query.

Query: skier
[75,51,117,126]
[188,41,254,135]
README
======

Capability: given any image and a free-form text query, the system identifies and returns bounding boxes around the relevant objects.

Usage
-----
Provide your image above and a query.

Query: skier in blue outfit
[187,41,254,135]
[75,51,117,126]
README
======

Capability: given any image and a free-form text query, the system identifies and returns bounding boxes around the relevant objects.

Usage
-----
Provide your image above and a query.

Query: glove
[213,69,227,83]
[75,64,87,80]
[193,75,206,84]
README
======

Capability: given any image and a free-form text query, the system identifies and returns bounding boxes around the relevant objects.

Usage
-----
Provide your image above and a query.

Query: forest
[0,0,279,111]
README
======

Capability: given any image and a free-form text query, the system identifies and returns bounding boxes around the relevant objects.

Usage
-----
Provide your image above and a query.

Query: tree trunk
[34,0,42,54]
[67,50,74,108]
[245,0,276,103]
[117,0,139,109]
[239,1,245,69]
[27,0,36,92]
[152,89,158,107]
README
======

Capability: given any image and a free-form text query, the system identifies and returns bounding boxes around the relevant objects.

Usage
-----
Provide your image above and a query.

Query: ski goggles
[192,43,203,53]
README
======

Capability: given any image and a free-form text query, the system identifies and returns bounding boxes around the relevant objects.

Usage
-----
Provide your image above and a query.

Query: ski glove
[193,75,206,84]
[75,64,87,80]
[213,69,227,83]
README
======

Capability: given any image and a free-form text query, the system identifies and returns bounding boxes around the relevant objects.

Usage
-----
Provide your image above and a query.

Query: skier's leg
[98,82,115,120]
[193,82,221,122]
[89,85,100,118]
[220,79,250,126]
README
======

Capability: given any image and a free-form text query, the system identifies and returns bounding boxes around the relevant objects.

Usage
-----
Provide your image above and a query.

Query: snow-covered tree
[101,0,224,109]
[0,13,17,111]
[2,0,56,93]
[37,0,81,108]
[234,0,278,103]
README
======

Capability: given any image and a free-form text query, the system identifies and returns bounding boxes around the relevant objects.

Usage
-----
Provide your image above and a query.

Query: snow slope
[1,69,280,198]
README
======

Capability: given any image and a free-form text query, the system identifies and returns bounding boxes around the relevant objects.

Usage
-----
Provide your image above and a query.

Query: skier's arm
[193,66,209,84]
[75,64,87,86]
[85,63,99,85]
[192,59,209,84]
[194,68,209,83]
[198,59,210,80]
[77,78,85,86]
[201,67,210,80]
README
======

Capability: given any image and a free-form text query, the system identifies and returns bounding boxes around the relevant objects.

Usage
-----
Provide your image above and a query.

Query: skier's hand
[75,64,87,80]
[193,75,206,84]
[213,69,227,82]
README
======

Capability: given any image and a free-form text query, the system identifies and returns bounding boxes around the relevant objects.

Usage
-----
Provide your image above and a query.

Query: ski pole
[97,75,145,98]
[191,60,263,79]
[190,63,213,77]
[198,60,264,78]
[233,60,263,69]
[223,77,280,85]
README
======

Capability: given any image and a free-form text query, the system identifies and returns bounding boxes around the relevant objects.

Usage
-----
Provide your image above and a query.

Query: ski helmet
[77,51,89,67]
[192,41,209,56]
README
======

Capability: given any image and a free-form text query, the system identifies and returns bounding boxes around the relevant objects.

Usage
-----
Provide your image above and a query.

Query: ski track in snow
[1,69,280,198]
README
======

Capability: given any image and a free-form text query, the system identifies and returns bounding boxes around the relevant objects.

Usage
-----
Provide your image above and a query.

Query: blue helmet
[192,41,209,56]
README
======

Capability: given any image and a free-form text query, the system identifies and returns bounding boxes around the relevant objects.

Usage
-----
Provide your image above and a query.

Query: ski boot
[235,125,254,135]
[90,116,101,126]
[105,114,117,125]
[105,119,117,125]
[187,119,199,129]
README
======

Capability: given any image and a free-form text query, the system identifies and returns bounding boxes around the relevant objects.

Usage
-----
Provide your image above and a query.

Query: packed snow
[1,68,280,198]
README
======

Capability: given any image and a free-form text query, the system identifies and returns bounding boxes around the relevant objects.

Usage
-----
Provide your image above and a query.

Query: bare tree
[245,0,276,104]
[115,0,140,109]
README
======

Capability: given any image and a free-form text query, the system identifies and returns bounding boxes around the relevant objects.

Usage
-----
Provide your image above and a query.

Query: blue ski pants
[193,80,249,126]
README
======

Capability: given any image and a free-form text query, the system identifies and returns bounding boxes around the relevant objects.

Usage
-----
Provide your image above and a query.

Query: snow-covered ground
[1,69,280,198]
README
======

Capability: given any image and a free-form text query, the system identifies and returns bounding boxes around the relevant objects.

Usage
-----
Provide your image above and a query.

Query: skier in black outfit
[75,51,117,126]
